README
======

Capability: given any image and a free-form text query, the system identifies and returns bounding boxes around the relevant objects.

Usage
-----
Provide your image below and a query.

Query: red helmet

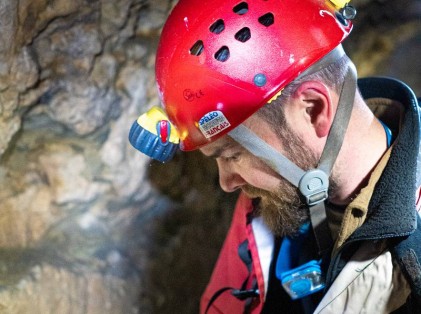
[156,0,353,151]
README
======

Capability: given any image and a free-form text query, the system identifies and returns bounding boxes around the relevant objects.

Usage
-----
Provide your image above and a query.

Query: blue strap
[378,119,393,148]
[275,223,325,300]
[276,223,311,275]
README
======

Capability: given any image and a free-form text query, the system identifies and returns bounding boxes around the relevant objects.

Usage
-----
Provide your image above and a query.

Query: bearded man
[129,0,421,313]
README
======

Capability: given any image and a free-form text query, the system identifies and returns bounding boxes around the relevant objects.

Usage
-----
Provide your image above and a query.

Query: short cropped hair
[257,54,352,130]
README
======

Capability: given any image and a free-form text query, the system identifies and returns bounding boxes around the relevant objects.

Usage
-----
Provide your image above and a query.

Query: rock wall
[0,0,174,313]
[0,0,419,313]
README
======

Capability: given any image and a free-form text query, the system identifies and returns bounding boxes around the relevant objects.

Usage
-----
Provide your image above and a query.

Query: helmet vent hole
[210,19,225,34]
[233,2,248,15]
[190,40,204,56]
[258,12,274,27]
[235,27,251,42]
[215,46,230,62]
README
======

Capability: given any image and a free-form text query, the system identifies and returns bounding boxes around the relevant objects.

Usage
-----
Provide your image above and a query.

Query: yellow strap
[329,0,350,9]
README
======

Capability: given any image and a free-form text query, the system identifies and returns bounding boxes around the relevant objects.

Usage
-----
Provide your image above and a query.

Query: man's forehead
[199,135,238,158]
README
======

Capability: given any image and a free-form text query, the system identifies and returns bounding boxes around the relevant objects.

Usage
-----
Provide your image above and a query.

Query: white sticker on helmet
[198,111,231,139]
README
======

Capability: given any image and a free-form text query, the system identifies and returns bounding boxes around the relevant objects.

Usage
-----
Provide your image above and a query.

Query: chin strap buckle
[298,169,329,207]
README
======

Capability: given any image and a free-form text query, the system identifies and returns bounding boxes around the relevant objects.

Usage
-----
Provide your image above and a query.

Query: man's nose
[217,162,245,193]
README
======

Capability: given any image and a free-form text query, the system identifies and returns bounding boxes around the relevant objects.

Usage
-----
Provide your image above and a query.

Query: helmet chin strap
[228,49,357,255]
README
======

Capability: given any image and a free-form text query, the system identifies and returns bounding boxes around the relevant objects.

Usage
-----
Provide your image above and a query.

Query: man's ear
[292,81,334,138]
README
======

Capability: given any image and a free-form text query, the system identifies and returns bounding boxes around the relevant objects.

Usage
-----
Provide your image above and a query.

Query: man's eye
[225,153,240,162]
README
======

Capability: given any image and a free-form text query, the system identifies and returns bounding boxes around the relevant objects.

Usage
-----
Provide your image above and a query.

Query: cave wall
[0,0,419,313]
[0,0,173,313]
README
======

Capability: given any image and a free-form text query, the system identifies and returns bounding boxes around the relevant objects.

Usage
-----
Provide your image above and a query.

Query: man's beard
[243,183,309,237]
[242,120,321,237]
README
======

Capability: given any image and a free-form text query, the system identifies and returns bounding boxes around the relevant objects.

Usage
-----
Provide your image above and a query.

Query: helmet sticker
[198,111,231,139]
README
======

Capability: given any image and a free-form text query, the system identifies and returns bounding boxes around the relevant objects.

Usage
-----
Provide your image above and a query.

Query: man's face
[200,115,319,236]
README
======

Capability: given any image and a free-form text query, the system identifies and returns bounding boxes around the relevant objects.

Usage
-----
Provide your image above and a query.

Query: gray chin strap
[228,47,357,255]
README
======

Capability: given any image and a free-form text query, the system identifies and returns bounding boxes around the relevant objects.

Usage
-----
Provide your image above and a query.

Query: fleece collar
[346,77,420,242]
[334,147,392,249]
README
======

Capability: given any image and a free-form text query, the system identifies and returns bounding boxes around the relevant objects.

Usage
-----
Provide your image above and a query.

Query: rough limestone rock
[0,0,170,313]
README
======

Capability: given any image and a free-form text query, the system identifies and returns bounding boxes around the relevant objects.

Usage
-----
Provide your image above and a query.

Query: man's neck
[329,99,389,206]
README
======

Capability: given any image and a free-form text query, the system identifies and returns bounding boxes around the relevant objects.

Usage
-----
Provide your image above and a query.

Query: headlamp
[278,260,325,300]
[275,223,326,300]
[129,106,180,162]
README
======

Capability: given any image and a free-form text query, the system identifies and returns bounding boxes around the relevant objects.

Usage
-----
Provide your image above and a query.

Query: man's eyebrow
[207,142,236,159]
[207,147,225,159]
